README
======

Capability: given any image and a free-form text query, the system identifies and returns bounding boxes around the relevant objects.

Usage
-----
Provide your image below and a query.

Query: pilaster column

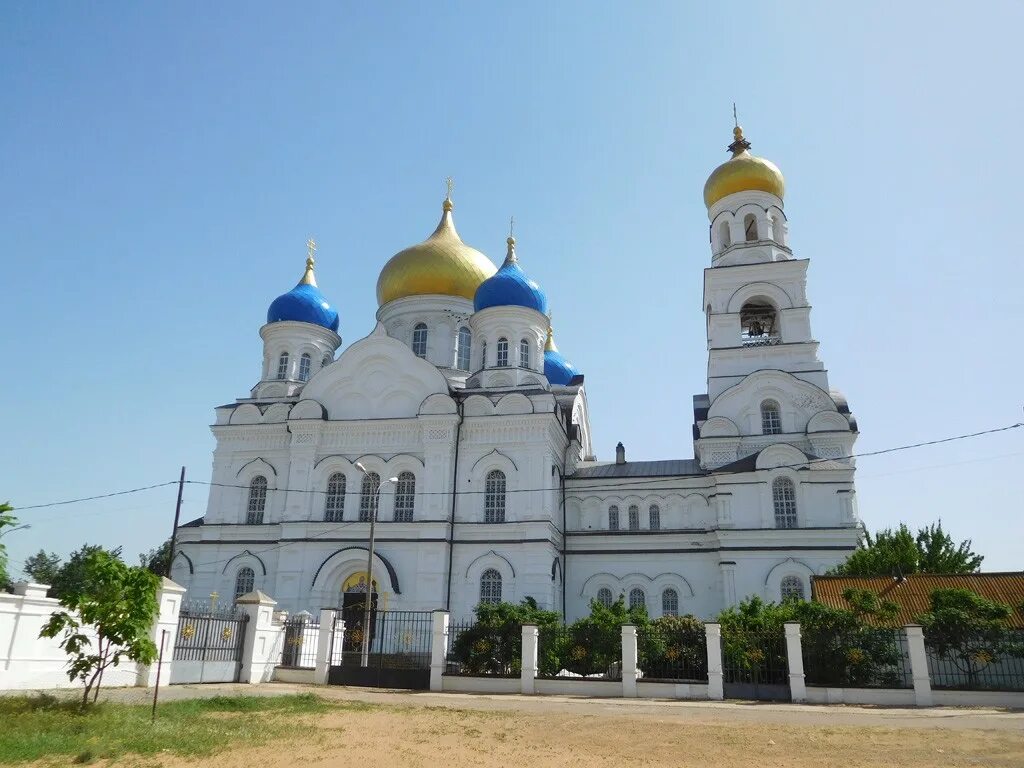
[718,562,737,609]
[430,610,449,692]
[621,625,638,697]
[705,622,724,700]
[783,621,806,703]
[521,624,538,694]
[905,625,933,707]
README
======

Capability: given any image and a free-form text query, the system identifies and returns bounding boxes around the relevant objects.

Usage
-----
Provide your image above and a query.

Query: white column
[621,625,638,698]
[237,590,282,684]
[136,577,186,687]
[783,621,806,703]
[521,624,538,695]
[313,609,338,685]
[705,622,724,700]
[905,624,933,707]
[430,610,449,692]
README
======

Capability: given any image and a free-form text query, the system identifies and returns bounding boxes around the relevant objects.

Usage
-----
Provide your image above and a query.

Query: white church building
[173,124,861,621]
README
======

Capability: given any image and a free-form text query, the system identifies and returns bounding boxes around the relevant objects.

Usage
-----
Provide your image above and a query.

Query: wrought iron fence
[537,623,622,679]
[335,610,433,670]
[443,620,520,677]
[926,628,1024,691]
[802,625,912,689]
[173,607,248,662]
[637,622,708,682]
[721,627,788,687]
[281,613,320,669]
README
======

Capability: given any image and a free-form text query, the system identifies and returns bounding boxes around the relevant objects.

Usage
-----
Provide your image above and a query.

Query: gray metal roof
[570,459,706,480]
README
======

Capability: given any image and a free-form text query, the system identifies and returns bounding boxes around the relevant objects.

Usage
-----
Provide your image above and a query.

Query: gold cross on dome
[445,176,454,200]
[509,216,515,238]
[306,238,317,261]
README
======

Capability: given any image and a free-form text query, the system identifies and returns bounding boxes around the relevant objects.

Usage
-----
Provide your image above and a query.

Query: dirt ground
[141,685,1024,768]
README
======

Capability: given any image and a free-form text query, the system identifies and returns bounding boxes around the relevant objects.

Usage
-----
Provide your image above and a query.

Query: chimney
[615,442,626,465]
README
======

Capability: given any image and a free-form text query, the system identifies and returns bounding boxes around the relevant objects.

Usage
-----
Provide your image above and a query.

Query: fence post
[705,622,724,700]
[783,621,807,703]
[314,609,338,685]
[621,624,639,698]
[905,624,933,707]
[521,624,538,695]
[430,610,449,692]
[136,577,186,687]
[236,590,281,684]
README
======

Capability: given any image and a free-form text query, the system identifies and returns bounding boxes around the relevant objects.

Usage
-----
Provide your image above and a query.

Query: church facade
[173,125,861,621]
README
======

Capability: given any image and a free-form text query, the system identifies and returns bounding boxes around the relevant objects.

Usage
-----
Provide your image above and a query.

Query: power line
[11,422,1022,512]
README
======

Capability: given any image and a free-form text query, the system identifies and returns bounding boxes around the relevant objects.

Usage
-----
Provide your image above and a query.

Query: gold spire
[702,118,785,209]
[300,237,318,286]
[545,324,558,353]
[443,176,454,212]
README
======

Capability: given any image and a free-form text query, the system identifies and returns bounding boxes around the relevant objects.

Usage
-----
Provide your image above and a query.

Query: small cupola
[474,235,548,314]
[266,241,340,332]
[543,325,581,386]
[615,442,626,465]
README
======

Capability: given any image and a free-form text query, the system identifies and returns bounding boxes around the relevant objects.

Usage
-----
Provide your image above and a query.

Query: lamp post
[354,462,398,668]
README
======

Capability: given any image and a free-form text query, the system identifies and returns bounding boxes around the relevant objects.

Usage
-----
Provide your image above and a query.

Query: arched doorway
[340,571,380,656]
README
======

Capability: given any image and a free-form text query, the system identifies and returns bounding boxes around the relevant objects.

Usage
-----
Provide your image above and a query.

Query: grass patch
[0,693,338,765]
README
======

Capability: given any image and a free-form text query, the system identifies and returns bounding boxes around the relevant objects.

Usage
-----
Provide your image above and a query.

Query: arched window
[496,337,509,367]
[628,505,640,531]
[234,567,255,600]
[744,213,758,241]
[393,471,415,522]
[718,219,731,250]
[662,588,679,617]
[597,587,614,608]
[649,504,661,531]
[276,352,289,380]
[628,587,646,611]
[480,340,487,369]
[773,477,798,528]
[412,323,428,358]
[740,301,779,346]
[246,476,267,524]
[456,327,472,370]
[324,472,345,522]
[519,338,530,369]
[761,400,782,435]
[781,575,805,601]
[480,569,502,605]
[298,353,312,382]
[484,470,506,523]
[608,505,620,531]
[359,472,380,522]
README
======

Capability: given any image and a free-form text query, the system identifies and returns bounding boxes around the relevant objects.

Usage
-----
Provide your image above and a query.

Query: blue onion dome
[266,248,340,333]
[544,325,581,385]
[473,236,548,314]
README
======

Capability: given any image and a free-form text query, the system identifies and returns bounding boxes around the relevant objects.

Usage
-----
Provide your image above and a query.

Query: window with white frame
[393,471,415,522]
[234,567,255,600]
[496,337,509,367]
[649,504,661,531]
[412,323,428,358]
[359,472,380,522]
[298,353,312,382]
[662,588,679,617]
[276,352,289,379]
[780,575,805,601]
[628,587,646,611]
[519,338,530,369]
[456,326,472,370]
[608,505,620,531]
[761,399,782,435]
[480,568,502,604]
[628,505,640,530]
[597,587,613,608]
[773,477,798,528]
[484,470,506,523]
[324,472,345,522]
[246,476,267,524]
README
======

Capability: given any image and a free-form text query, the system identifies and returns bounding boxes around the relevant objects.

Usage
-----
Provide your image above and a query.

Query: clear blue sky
[2,2,1021,573]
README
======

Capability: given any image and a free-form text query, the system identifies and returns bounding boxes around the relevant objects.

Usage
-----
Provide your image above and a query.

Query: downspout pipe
[444,399,464,611]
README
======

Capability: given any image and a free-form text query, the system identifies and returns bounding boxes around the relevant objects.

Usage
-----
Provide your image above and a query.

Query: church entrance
[327,573,432,689]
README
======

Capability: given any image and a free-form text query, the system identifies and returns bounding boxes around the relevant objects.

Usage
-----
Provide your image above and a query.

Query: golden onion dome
[376,195,496,306]
[703,125,785,209]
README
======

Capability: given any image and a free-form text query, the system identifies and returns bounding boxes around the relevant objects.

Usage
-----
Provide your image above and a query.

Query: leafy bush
[449,598,560,676]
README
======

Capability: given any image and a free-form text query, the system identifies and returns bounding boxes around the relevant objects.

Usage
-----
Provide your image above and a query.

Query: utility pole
[166,466,185,578]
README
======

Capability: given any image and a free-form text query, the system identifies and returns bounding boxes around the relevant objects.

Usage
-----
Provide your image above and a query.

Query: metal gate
[328,609,432,689]
[170,606,249,684]
[722,627,790,701]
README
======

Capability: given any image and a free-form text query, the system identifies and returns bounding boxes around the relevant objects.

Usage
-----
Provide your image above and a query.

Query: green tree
[829,522,983,576]
[23,550,62,587]
[0,502,17,589]
[916,588,1019,688]
[48,544,123,601]
[139,539,171,576]
[549,597,651,677]
[39,549,159,707]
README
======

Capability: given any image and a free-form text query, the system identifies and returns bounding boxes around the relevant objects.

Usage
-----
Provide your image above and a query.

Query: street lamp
[354,462,399,668]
